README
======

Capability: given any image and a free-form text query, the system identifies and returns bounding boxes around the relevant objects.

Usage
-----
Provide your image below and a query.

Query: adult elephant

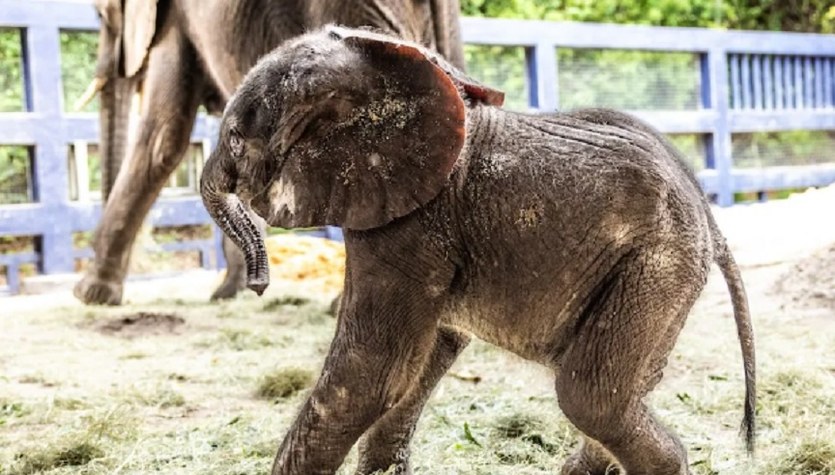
[74,0,466,305]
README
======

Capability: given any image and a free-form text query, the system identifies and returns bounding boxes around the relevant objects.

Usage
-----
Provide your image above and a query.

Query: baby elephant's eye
[229,132,245,157]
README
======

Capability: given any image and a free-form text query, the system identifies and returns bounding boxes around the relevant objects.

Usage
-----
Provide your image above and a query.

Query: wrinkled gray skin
[74,0,464,305]
[201,27,757,475]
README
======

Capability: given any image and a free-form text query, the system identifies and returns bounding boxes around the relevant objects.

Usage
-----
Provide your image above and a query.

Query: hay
[256,368,315,400]
[264,234,345,293]
[9,442,104,475]
[768,439,835,474]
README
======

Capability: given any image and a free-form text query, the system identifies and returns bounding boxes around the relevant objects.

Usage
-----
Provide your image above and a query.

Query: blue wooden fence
[1,0,835,295]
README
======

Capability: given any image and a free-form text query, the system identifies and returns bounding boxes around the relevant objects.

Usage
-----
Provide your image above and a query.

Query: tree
[460,0,835,33]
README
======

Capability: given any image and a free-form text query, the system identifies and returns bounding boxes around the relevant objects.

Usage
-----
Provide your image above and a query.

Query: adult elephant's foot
[209,271,246,301]
[209,279,244,301]
[328,293,343,316]
[73,273,124,305]
[211,233,249,301]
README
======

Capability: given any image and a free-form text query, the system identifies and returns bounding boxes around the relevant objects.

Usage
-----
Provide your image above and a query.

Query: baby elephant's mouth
[250,189,272,221]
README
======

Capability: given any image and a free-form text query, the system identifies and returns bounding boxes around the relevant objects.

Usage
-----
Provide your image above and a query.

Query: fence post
[704,48,734,206]
[203,115,227,269]
[23,25,75,272]
[72,140,91,202]
[526,42,559,111]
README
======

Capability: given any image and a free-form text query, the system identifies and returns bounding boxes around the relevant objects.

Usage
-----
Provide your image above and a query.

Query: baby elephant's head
[200,25,503,295]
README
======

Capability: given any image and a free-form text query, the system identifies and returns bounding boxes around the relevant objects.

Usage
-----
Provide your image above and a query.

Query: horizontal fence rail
[1,1,835,294]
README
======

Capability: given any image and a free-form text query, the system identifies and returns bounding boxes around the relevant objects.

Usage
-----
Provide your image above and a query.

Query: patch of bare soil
[89,312,185,338]
[774,243,835,310]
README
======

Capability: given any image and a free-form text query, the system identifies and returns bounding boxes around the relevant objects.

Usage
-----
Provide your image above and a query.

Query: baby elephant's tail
[712,225,757,454]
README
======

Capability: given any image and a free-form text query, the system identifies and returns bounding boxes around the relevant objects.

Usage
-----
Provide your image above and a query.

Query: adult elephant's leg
[355,326,470,475]
[556,246,706,475]
[74,16,206,305]
[210,235,247,300]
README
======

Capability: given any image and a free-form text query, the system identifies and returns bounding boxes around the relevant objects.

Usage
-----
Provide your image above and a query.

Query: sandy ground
[1,187,834,474]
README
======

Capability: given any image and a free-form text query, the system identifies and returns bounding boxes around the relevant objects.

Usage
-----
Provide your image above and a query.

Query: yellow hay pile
[264,234,346,293]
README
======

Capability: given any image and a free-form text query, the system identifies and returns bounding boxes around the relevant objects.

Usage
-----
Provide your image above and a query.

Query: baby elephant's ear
[269,35,472,231]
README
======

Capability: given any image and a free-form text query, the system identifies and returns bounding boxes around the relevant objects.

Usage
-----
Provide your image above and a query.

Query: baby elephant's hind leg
[556,246,707,475]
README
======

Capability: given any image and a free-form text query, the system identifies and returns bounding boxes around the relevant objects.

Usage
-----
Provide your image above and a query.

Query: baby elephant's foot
[355,463,410,475]
[561,439,620,475]
[355,443,411,475]
[74,274,123,305]
[561,456,620,475]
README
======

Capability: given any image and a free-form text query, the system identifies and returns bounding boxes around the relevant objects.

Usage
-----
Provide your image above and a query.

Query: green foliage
[0,28,24,112]
[558,49,700,111]
[460,0,835,32]
[60,31,99,113]
[668,134,706,171]
[464,45,528,110]
[733,130,835,168]
[0,146,31,205]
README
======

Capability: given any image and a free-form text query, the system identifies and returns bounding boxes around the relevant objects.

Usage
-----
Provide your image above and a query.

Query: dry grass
[256,368,314,401]
[1,265,831,475]
[770,439,835,475]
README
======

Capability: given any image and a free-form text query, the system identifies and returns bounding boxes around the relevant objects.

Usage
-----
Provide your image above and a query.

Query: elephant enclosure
[1,188,835,475]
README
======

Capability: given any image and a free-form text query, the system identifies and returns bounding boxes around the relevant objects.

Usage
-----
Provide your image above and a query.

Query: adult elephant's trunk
[200,153,270,295]
[99,76,134,201]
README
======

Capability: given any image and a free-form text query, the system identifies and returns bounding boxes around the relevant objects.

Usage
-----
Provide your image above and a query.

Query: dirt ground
[1,187,834,474]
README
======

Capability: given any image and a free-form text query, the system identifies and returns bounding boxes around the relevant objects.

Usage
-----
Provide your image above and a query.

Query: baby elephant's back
[513,108,709,234]
[456,106,713,271]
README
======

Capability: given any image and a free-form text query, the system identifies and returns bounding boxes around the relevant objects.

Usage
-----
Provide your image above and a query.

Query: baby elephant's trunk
[200,152,269,295]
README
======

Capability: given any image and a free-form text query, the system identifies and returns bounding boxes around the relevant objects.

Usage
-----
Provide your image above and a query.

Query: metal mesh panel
[60,30,98,113]
[667,134,705,171]
[729,54,835,110]
[0,146,33,204]
[558,49,701,111]
[68,142,204,201]
[732,131,835,168]
[0,28,25,112]
[163,143,205,195]
[464,45,529,111]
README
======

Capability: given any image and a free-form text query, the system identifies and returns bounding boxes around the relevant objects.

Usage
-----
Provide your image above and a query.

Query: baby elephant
[201,26,756,475]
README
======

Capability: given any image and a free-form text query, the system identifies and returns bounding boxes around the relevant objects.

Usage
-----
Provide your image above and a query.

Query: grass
[0,265,833,474]
[256,368,315,400]
[196,327,277,351]
[127,387,186,409]
[9,441,104,475]
[768,439,835,474]
[262,295,312,311]
[4,407,137,474]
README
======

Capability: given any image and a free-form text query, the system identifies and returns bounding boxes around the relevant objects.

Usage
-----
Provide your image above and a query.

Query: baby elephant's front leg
[270,287,443,475]
[355,327,470,475]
